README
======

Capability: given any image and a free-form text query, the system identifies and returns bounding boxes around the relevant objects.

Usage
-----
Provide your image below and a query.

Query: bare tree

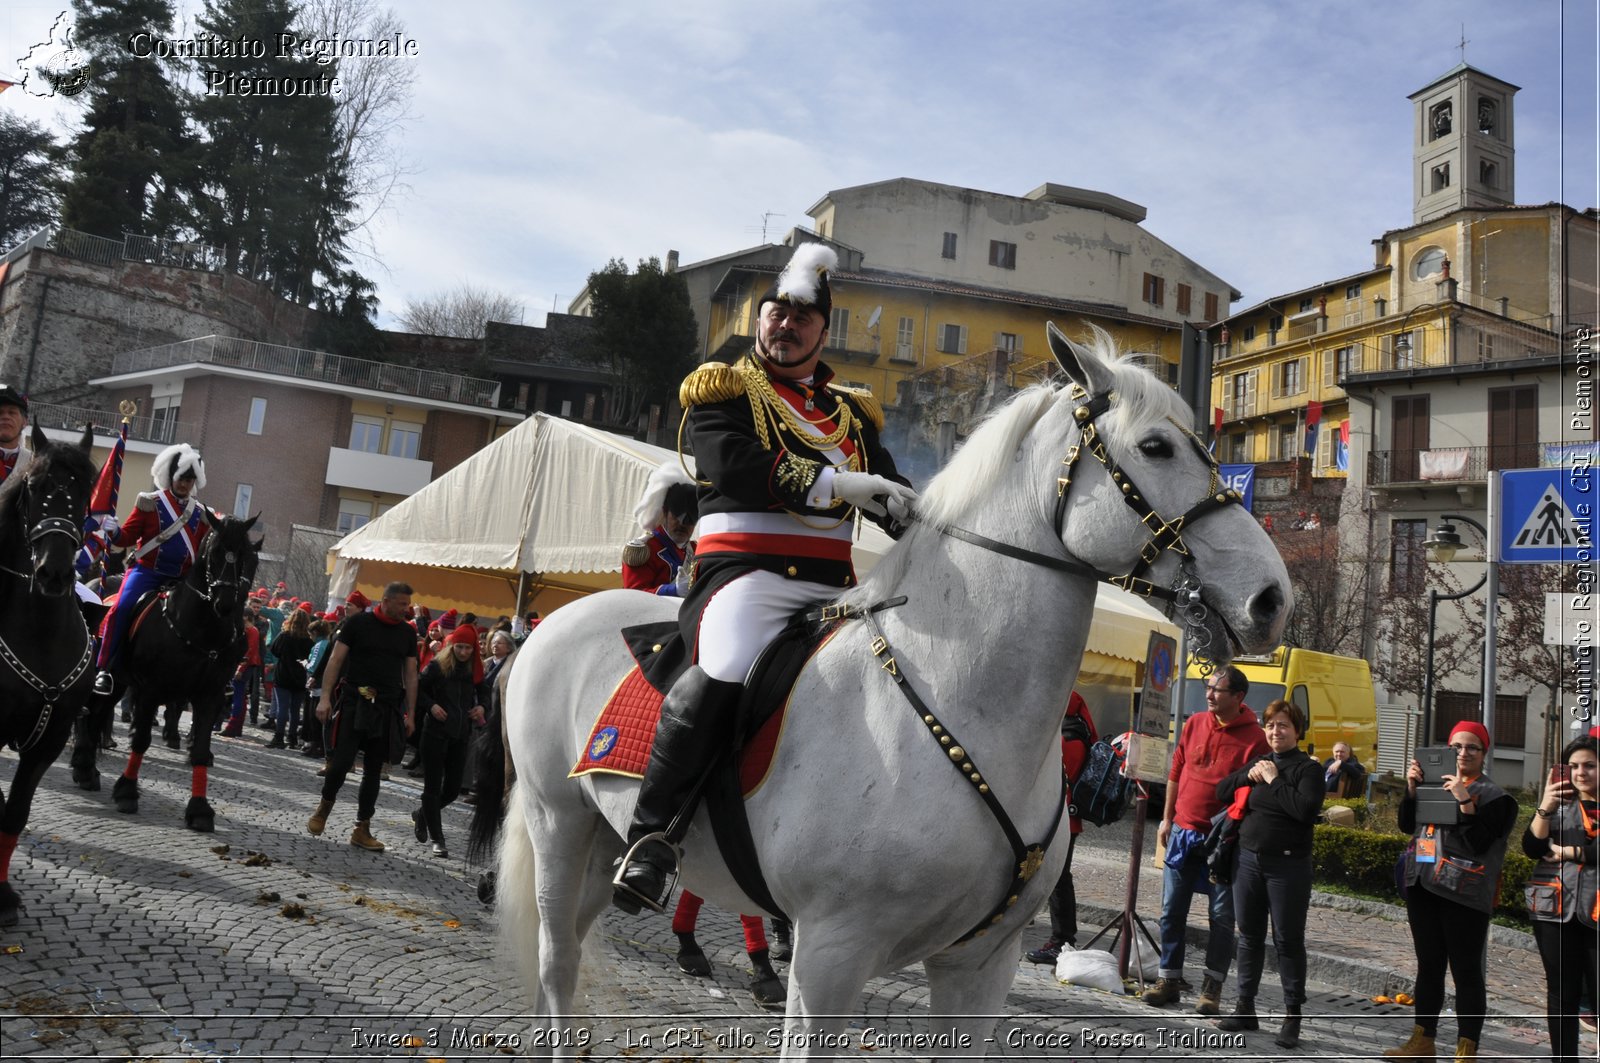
[398,283,525,339]
[299,0,418,253]
[1369,560,1485,740]
[1277,521,1375,657]
[1497,563,1587,778]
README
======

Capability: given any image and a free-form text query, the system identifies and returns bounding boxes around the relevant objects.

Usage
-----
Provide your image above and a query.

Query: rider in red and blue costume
[93,443,218,696]
[622,477,698,597]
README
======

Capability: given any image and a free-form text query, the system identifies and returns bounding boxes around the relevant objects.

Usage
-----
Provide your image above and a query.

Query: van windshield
[1178,679,1287,722]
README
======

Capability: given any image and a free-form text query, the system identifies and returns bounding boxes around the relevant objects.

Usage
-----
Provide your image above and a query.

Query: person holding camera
[1386,721,1517,1060]
[1523,734,1600,1062]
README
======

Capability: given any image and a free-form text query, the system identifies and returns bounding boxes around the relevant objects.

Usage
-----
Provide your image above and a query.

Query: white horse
[486,323,1291,1058]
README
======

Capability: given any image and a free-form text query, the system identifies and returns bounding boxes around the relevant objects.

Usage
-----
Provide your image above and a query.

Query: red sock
[741,914,768,952]
[125,751,143,780]
[0,832,17,883]
[672,889,705,934]
[191,765,208,798]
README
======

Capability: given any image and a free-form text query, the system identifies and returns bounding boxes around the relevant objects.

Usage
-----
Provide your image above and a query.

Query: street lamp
[1391,302,1443,367]
[1420,511,1500,749]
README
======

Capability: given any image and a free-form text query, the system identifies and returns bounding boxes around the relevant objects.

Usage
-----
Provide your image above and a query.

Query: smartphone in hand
[1551,764,1573,786]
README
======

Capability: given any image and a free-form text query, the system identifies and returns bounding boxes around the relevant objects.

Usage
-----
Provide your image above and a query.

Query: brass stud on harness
[1074,406,1089,422]
[922,714,935,724]
[931,724,943,735]
[961,761,973,772]
[948,745,965,760]
[978,784,990,794]
[970,772,982,783]
[940,735,952,746]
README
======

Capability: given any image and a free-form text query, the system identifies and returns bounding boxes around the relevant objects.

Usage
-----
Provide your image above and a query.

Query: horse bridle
[929,381,1244,668]
[0,479,86,581]
[163,530,252,657]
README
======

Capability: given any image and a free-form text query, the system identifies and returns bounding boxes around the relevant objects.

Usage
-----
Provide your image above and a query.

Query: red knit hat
[1449,720,1491,751]
[346,589,370,609]
[297,601,314,613]
[443,623,484,683]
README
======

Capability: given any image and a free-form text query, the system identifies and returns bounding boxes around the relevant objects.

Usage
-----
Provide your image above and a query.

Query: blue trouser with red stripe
[95,566,164,671]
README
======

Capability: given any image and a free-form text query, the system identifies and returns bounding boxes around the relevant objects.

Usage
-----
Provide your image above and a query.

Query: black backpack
[1070,738,1133,827]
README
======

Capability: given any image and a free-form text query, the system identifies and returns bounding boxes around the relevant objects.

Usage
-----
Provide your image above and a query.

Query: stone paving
[0,717,1568,1059]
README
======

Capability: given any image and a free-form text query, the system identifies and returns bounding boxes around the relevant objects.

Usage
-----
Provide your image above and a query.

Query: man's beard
[757,329,823,368]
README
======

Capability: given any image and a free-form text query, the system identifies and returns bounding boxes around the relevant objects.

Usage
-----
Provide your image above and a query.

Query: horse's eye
[1138,438,1174,459]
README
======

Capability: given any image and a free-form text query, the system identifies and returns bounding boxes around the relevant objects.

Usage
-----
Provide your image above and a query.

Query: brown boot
[1452,1036,1477,1060]
[1382,1024,1436,1058]
[306,799,334,836]
[350,820,385,851]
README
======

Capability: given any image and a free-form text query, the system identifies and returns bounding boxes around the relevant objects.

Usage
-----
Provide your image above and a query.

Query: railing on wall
[30,400,191,444]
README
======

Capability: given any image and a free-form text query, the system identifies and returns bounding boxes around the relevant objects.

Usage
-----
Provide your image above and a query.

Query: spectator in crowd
[1522,734,1600,1063]
[268,608,314,749]
[463,630,516,805]
[221,597,265,737]
[1214,700,1324,1049]
[1323,740,1367,796]
[301,618,334,755]
[410,626,489,858]
[1026,691,1098,965]
[1143,665,1269,1015]
[1386,721,1517,1060]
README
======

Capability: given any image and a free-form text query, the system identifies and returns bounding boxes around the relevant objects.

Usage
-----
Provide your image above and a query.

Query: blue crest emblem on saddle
[589,726,620,761]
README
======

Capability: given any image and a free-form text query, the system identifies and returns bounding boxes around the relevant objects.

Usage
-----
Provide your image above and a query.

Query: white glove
[99,515,120,540]
[832,471,917,522]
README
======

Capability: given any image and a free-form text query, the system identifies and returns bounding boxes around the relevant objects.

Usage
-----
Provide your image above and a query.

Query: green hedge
[1311,823,1536,922]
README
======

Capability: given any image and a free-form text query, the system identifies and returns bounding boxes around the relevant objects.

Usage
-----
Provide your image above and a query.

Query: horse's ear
[78,425,94,452]
[250,536,265,551]
[1047,321,1114,395]
[243,512,261,531]
[29,423,49,453]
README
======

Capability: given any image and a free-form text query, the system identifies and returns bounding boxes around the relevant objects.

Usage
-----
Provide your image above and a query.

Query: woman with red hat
[1386,720,1517,1060]
[411,625,490,857]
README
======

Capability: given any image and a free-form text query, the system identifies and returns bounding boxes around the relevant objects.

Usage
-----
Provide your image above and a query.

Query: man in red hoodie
[1143,665,1268,1015]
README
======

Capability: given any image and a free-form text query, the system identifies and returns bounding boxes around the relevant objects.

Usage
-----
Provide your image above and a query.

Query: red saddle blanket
[569,629,839,797]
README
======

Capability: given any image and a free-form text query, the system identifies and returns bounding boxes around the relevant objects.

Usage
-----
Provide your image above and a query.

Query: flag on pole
[1335,419,1350,471]
[0,79,15,95]
[1303,400,1323,457]
[76,418,128,574]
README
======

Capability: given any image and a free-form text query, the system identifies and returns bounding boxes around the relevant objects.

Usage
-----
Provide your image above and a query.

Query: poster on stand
[1130,631,1177,783]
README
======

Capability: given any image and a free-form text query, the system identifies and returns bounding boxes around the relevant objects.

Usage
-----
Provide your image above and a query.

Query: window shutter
[958,325,968,354]
[936,325,948,353]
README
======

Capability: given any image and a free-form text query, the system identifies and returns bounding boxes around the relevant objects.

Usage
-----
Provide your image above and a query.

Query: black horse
[0,426,97,928]
[71,514,261,831]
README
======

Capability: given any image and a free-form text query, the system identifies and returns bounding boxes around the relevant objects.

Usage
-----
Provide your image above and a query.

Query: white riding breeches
[693,569,836,683]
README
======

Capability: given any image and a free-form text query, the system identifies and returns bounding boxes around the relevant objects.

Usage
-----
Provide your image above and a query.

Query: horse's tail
[466,648,515,865]
[495,787,542,1006]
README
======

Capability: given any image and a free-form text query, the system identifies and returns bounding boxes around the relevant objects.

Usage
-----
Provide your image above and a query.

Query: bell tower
[1408,64,1518,223]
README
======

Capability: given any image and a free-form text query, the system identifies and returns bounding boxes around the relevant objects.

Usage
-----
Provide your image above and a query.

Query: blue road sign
[1498,467,1598,564]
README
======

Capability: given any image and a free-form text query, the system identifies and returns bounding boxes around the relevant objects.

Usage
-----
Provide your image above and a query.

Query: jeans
[226,665,261,730]
[1157,841,1236,980]
[273,687,305,745]
[1232,846,1312,1005]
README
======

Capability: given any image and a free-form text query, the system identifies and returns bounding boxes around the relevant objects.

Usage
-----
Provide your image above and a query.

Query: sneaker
[1142,977,1182,1007]
[1194,974,1224,1016]
[431,842,449,858]
[1025,938,1064,965]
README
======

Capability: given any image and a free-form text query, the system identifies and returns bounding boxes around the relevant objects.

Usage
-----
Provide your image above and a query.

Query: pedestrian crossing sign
[1498,468,1597,564]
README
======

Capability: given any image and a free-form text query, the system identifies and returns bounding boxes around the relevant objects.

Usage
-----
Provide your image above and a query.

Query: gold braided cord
[738,356,856,452]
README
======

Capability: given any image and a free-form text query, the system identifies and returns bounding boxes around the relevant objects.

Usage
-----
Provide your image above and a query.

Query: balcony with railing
[30,400,193,444]
[1368,443,1547,486]
[110,336,500,409]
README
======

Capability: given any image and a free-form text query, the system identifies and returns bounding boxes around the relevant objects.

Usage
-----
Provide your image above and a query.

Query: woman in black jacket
[267,609,314,749]
[411,626,490,857]
[1214,699,1324,1048]
[1522,734,1600,1062]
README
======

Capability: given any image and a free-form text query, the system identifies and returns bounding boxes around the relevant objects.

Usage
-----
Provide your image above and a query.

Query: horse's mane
[842,326,1186,606]
[0,439,95,545]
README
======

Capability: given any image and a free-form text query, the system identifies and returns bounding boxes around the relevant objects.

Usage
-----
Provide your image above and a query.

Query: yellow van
[1181,648,1378,768]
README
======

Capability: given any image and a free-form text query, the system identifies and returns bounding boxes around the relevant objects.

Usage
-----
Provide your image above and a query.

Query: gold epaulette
[621,538,650,567]
[679,362,745,408]
[831,385,883,430]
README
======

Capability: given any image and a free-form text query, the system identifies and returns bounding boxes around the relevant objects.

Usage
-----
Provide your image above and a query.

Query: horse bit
[0,478,93,754]
[840,380,1245,946]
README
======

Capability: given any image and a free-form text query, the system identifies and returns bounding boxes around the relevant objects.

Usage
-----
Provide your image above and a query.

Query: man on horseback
[613,243,917,914]
[91,443,215,696]
[0,384,32,486]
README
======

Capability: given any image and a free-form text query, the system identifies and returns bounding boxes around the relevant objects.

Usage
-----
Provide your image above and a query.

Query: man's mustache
[772,329,800,343]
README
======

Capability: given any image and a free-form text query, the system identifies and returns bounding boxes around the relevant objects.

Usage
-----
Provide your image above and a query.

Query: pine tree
[57,0,192,239]
[583,257,700,428]
[189,0,355,303]
[0,113,64,249]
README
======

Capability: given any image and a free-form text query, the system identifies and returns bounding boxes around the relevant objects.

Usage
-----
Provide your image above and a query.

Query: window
[828,307,850,349]
[233,483,253,517]
[1479,159,1498,189]
[1226,370,1257,420]
[988,240,1016,270]
[1390,519,1428,595]
[1345,283,1362,300]
[337,498,373,534]
[1272,357,1306,397]
[1428,100,1452,140]
[937,323,968,354]
[1176,284,1192,316]
[1488,385,1538,471]
[1477,96,1498,136]
[1275,423,1297,462]
[995,332,1019,353]
[1326,345,1359,388]
[941,232,958,259]
[1204,292,1219,321]
[387,421,422,460]
[515,382,530,411]
[894,316,915,361]
[1228,433,1249,463]
[150,395,181,444]
[1298,298,1315,313]
[349,416,383,453]
[1242,325,1256,343]
[1477,331,1496,361]
[1142,273,1165,307]
[560,399,573,417]
[246,396,267,435]
[1435,691,1525,748]
[1431,162,1451,192]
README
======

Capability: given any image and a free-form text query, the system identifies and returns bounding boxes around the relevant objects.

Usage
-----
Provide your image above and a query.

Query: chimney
[666,250,679,273]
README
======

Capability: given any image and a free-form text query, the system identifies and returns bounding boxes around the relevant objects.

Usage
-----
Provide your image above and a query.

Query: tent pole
[514,570,530,617]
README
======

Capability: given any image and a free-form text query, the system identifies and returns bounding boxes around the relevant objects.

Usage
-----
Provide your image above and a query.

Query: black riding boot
[613,666,741,914]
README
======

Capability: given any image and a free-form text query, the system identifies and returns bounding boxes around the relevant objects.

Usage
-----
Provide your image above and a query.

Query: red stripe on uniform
[771,385,858,463]
[695,532,853,561]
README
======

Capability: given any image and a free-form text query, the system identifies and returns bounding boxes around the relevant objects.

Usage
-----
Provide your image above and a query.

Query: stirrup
[611,832,681,914]
[92,671,115,696]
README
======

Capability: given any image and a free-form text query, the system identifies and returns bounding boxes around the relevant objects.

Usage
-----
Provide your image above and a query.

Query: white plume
[633,459,696,535]
[151,442,206,491]
[776,243,838,306]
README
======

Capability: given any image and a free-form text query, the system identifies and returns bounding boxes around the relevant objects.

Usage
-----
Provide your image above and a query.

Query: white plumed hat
[152,442,206,491]
[763,243,838,318]
[632,460,697,536]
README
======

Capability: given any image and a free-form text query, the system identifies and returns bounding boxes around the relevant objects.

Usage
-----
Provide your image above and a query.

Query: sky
[3,0,1597,332]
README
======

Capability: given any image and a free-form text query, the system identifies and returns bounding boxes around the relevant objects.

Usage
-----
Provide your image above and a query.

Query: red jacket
[1061,691,1099,835]
[1167,705,1269,832]
[622,527,687,594]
